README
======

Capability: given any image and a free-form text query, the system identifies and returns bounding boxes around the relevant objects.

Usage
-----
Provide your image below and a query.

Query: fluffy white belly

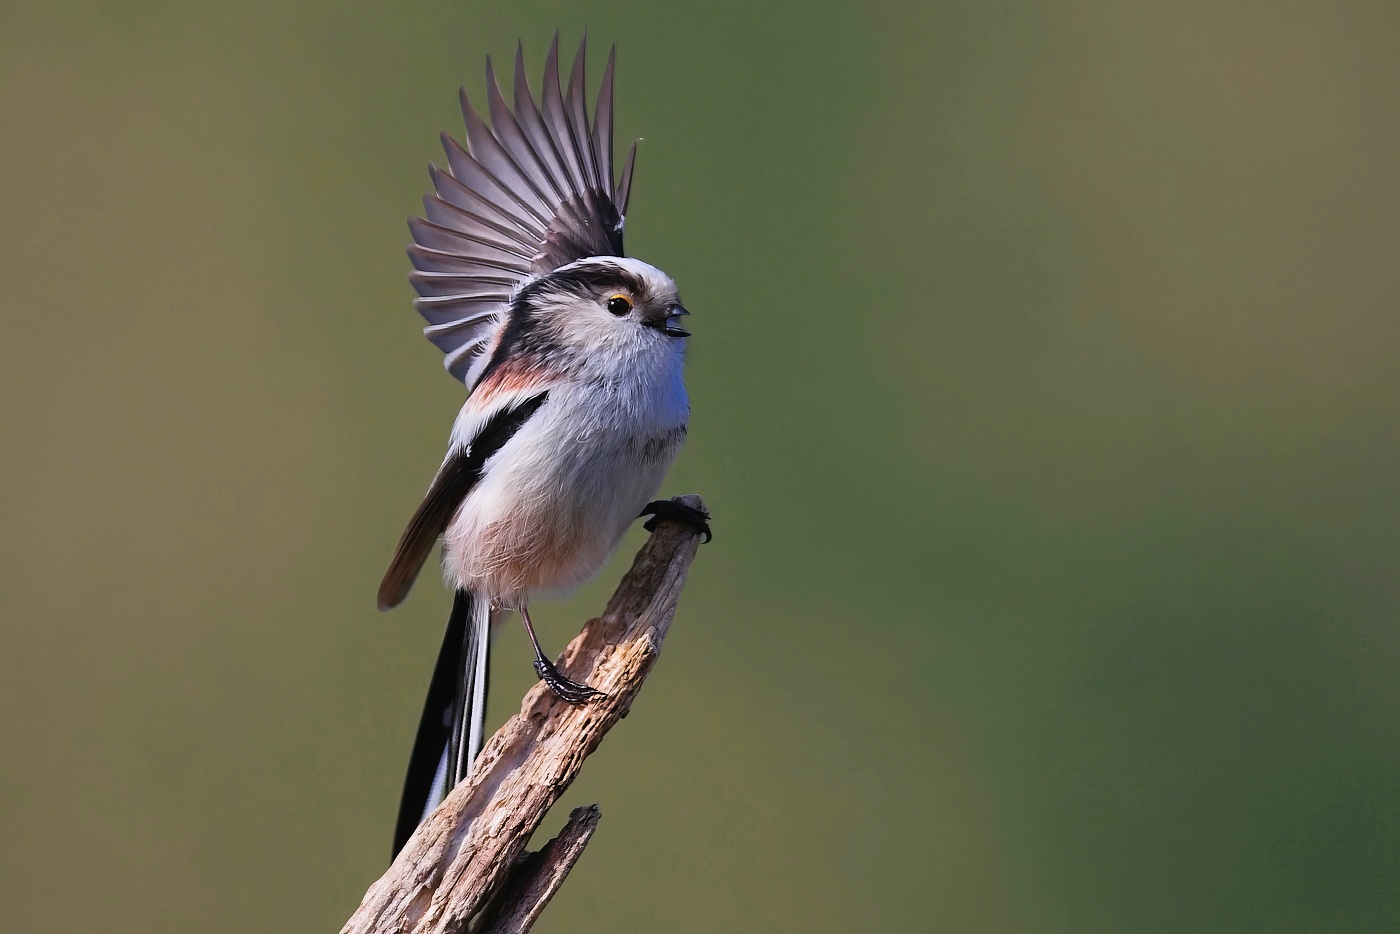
[441,386,685,606]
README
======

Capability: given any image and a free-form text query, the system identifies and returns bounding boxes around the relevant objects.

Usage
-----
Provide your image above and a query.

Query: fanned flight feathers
[409,33,639,388]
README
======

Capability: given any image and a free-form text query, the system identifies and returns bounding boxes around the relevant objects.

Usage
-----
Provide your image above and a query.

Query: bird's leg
[640,498,712,543]
[520,605,604,705]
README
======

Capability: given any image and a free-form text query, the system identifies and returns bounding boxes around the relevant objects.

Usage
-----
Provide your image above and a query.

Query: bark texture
[476,805,602,933]
[341,495,707,934]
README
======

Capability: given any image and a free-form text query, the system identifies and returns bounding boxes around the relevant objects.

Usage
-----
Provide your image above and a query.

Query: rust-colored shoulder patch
[469,354,554,409]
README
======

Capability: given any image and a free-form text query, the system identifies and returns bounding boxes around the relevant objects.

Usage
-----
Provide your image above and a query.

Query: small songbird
[378,35,710,857]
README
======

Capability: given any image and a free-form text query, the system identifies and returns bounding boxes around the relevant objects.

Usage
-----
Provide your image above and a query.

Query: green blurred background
[3,0,1398,930]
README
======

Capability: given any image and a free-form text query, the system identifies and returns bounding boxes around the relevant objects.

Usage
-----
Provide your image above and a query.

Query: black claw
[640,499,712,543]
[534,655,604,705]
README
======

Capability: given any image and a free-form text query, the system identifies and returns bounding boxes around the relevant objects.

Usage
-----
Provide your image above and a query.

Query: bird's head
[508,257,689,363]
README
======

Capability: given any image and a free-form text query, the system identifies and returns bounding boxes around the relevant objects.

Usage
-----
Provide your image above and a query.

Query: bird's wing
[377,389,550,609]
[410,33,639,389]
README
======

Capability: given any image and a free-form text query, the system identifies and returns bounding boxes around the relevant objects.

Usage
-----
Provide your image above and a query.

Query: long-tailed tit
[377,35,711,857]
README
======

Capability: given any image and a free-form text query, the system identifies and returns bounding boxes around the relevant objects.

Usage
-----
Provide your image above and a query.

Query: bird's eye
[606,295,632,316]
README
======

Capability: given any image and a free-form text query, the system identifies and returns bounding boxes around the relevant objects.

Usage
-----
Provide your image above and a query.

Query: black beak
[645,304,690,338]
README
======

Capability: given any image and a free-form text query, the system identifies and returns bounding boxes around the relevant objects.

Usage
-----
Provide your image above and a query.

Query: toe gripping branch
[534,498,710,707]
[640,499,713,543]
[534,654,604,706]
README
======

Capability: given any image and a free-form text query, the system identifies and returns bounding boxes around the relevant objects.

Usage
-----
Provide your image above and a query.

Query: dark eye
[606,295,632,316]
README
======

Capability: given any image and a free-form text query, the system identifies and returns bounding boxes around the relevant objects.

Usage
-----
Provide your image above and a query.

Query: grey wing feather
[408,33,635,390]
[541,38,587,195]
[591,46,616,197]
[616,139,638,216]
[564,35,602,192]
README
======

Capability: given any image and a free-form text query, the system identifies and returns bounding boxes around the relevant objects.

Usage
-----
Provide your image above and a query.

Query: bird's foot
[640,499,712,543]
[534,655,604,705]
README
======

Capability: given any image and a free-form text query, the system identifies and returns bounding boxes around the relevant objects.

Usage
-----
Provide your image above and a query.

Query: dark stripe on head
[540,261,648,300]
[474,262,648,390]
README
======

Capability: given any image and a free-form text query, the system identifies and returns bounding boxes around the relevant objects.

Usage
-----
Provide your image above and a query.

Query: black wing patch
[377,392,549,610]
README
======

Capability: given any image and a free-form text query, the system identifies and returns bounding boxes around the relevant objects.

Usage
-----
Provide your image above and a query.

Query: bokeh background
[3,1,1399,931]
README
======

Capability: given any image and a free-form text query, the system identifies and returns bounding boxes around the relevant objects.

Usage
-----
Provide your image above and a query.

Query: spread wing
[409,33,639,389]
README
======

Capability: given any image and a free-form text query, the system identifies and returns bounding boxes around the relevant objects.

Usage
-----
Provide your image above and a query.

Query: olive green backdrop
[3,1,1398,931]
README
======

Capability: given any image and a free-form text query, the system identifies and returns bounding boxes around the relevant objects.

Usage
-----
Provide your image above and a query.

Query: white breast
[441,349,688,606]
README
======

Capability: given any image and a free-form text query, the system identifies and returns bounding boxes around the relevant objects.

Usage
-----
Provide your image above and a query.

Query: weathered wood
[476,805,602,933]
[341,495,707,934]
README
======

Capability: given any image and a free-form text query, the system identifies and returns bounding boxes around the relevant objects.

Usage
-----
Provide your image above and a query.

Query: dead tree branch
[341,495,708,934]
[475,804,601,933]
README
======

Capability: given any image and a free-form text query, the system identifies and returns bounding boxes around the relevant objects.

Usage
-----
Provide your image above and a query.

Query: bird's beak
[645,304,690,338]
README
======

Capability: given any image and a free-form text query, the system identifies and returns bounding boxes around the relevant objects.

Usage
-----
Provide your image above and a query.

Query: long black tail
[392,589,491,857]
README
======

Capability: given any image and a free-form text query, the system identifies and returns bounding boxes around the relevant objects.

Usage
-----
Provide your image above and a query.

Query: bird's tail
[392,589,492,857]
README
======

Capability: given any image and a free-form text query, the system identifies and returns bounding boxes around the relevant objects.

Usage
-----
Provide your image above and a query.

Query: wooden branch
[341,495,707,934]
[476,805,602,933]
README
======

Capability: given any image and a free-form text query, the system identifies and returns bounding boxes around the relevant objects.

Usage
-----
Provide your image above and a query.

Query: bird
[377,34,711,858]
